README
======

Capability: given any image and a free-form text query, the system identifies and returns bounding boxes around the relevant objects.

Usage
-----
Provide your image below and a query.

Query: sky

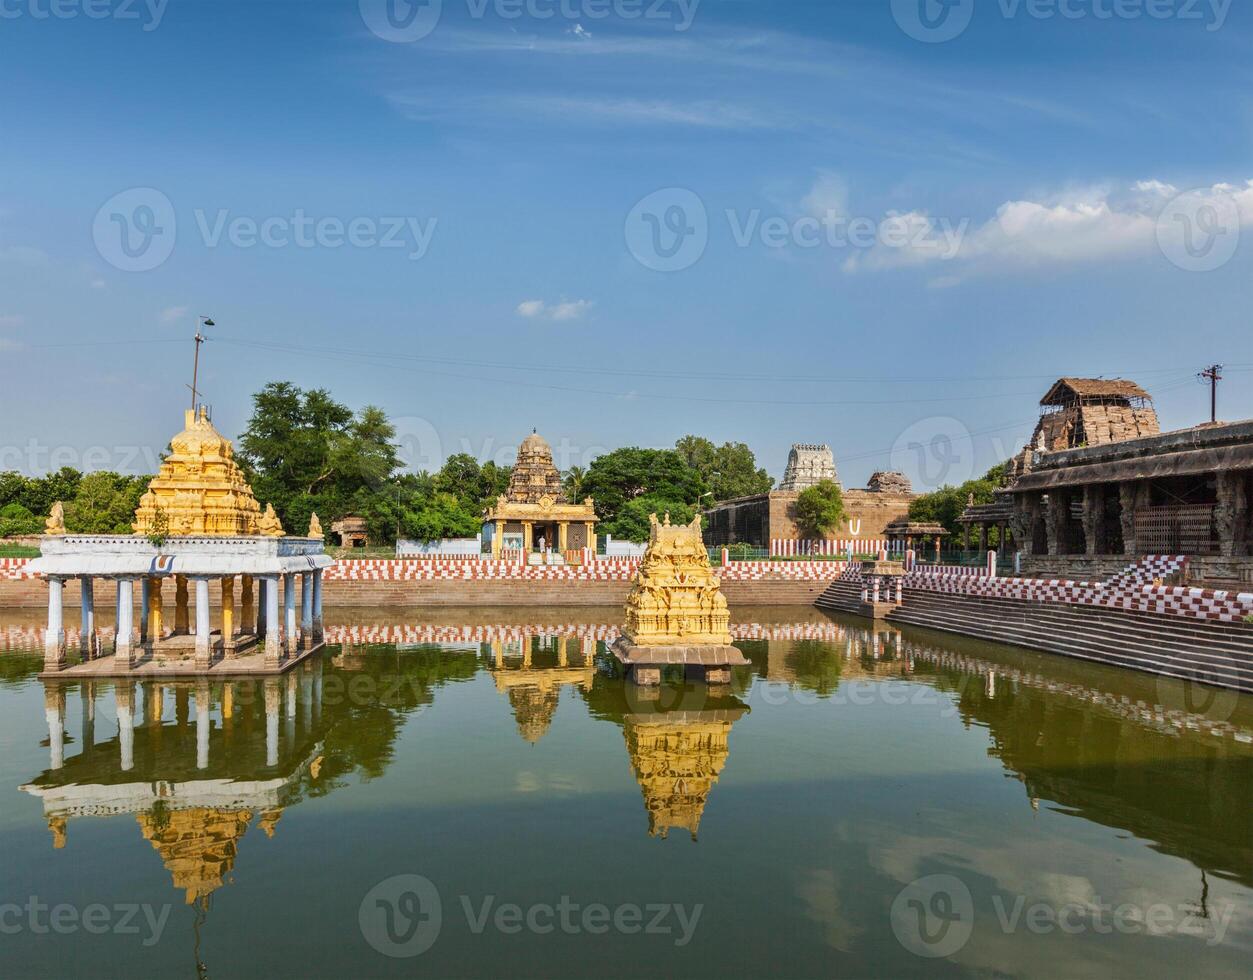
[1,0,1250,492]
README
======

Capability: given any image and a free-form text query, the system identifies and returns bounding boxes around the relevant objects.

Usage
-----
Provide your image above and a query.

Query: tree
[581,448,707,540]
[0,503,41,537]
[562,465,587,501]
[433,454,508,511]
[794,480,846,536]
[607,495,699,543]
[674,436,773,501]
[237,382,400,531]
[908,462,1012,540]
[62,472,149,534]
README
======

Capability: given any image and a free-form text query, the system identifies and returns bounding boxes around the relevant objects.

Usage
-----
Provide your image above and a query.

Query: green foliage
[581,448,707,541]
[561,465,587,501]
[794,480,846,536]
[0,467,83,519]
[237,382,401,533]
[674,435,773,501]
[62,472,149,533]
[908,462,1013,541]
[0,503,41,537]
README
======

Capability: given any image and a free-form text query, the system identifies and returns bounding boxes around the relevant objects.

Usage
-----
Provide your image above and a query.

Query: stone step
[903,592,1253,656]
[888,606,1253,689]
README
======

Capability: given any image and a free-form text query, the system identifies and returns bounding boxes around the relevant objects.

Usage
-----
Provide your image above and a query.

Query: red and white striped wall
[770,538,889,557]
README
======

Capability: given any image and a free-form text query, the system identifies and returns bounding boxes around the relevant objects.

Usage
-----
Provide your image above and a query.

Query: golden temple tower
[137,806,259,904]
[622,514,732,647]
[132,408,274,537]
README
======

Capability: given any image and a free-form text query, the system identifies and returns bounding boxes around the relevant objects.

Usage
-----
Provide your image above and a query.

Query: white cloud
[567,23,592,40]
[801,172,849,220]
[846,178,1253,276]
[159,305,188,324]
[515,299,594,322]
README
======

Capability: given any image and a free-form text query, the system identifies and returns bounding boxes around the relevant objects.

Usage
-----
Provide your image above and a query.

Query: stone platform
[39,642,324,680]
[611,637,749,686]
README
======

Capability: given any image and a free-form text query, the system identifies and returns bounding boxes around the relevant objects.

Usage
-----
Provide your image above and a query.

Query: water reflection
[4,608,1252,976]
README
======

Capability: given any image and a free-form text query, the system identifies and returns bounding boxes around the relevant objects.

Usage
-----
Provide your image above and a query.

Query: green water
[0,607,1250,978]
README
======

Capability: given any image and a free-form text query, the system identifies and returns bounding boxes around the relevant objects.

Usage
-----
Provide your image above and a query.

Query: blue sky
[1,0,1250,490]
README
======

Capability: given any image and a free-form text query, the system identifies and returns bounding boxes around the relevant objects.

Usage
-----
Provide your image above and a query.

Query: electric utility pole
[1198,364,1223,424]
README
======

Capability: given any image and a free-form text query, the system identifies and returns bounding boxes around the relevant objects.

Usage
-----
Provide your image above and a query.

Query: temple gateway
[483,430,598,561]
[26,408,331,676]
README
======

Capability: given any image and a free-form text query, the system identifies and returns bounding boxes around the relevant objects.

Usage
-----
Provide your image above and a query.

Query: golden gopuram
[132,407,271,536]
[611,513,749,686]
[484,430,598,562]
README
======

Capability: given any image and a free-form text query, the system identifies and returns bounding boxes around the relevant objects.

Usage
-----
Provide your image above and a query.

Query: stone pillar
[493,640,504,669]
[195,681,211,771]
[222,577,236,656]
[116,578,135,669]
[240,575,255,635]
[301,572,314,648]
[312,570,323,643]
[1081,484,1106,556]
[175,575,189,634]
[44,576,66,672]
[558,522,569,554]
[116,682,135,772]
[148,578,163,643]
[1215,470,1250,558]
[523,522,533,553]
[585,522,596,554]
[79,577,95,659]
[81,680,96,749]
[978,525,988,553]
[264,679,280,767]
[139,577,150,644]
[284,573,298,652]
[1118,482,1139,556]
[194,578,212,668]
[285,673,297,742]
[493,520,504,558]
[1010,495,1036,558]
[257,577,267,638]
[1045,492,1067,556]
[264,576,281,667]
[45,686,65,770]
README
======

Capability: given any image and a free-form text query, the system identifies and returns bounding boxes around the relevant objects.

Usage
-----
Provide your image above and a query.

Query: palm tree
[562,466,587,501]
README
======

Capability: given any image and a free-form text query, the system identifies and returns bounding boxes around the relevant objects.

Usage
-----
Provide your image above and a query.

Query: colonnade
[43,569,325,672]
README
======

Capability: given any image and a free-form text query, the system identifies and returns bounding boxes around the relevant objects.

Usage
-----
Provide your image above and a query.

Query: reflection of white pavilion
[22,666,325,904]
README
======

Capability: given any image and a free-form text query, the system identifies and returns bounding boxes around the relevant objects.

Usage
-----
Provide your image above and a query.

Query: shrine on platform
[612,513,749,685]
[483,430,598,562]
[26,408,331,677]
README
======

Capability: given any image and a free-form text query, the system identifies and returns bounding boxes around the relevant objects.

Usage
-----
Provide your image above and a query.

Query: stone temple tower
[779,444,839,491]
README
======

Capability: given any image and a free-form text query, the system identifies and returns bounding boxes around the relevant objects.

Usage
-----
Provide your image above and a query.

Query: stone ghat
[0,557,844,608]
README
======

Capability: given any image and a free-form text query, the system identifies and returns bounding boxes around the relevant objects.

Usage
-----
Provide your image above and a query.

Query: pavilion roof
[1040,378,1152,405]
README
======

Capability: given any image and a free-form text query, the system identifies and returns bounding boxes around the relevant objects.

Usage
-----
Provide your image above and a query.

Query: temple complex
[483,431,598,561]
[25,408,330,676]
[613,514,748,685]
[703,443,913,549]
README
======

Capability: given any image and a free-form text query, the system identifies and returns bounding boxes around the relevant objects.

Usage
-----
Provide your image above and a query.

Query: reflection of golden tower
[508,685,561,744]
[136,806,264,904]
[623,514,732,647]
[622,709,745,840]
[132,408,269,537]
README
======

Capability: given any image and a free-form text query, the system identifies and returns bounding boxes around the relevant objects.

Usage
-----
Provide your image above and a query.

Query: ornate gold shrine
[622,514,733,647]
[484,430,597,556]
[132,408,278,537]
